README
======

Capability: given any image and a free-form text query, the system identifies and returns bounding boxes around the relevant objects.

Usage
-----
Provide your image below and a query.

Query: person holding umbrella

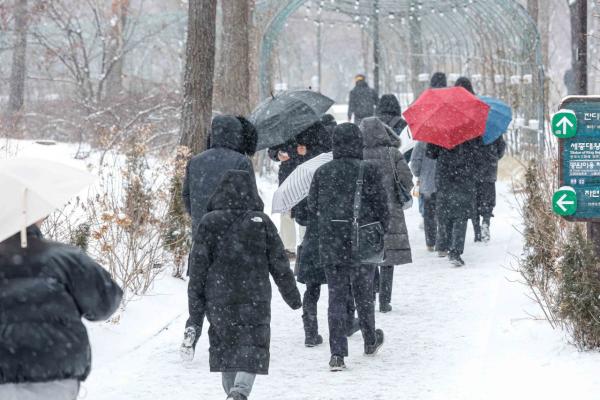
[404,77,490,267]
[308,123,388,371]
[0,159,123,400]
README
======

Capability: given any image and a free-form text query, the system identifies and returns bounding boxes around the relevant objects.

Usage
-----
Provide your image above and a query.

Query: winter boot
[180,326,196,362]
[346,317,360,337]
[426,246,435,252]
[481,219,491,242]
[437,250,448,258]
[449,253,466,267]
[364,329,385,356]
[305,334,323,347]
[227,392,247,400]
[379,303,392,313]
[329,355,347,372]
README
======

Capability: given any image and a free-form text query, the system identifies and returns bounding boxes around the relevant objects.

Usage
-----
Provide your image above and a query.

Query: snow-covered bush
[519,159,600,349]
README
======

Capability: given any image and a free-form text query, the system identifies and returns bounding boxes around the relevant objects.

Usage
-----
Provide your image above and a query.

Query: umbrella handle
[21,188,28,249]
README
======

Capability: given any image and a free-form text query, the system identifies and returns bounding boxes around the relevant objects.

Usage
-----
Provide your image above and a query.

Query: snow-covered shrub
[519,159,600,349]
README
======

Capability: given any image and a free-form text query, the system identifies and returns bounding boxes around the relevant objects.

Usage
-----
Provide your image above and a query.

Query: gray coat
[410,141,437,197]
[360,117,413,266]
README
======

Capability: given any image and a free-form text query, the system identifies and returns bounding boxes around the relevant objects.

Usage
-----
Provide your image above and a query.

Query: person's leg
[480,183,496,241]
[302,283,321,339]
[423,194,437,248]
[472,216,482,242]
[280,212,297,253]
[350,265,377,347]
[450,219,468,257]
[324,265,350,357]
[379,265,394,307]
[230,372,257,398]
[436,215,450,254]
[345,284,359,336]
[222,372,236,396]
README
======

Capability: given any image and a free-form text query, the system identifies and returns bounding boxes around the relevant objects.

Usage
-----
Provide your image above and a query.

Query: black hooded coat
[376,94,408,135]
[348,80,379,121]
[187,170,302,375]
[308,123,389,266]
[0,226,122,384]
[182,115,256,235]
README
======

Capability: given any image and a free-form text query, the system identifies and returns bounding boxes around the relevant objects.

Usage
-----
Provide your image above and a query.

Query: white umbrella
[272,152,333,213]
[0,158,96,247]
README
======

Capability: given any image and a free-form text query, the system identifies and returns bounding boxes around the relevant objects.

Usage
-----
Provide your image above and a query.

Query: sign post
[555,96,600,255]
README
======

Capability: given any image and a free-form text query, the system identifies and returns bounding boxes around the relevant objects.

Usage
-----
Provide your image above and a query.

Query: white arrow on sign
[556,193,575,212]
[556,116,574,135]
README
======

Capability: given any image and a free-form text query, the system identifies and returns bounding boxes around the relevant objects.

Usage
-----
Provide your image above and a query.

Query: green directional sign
[552,110,577,138]
[553,186,577,216]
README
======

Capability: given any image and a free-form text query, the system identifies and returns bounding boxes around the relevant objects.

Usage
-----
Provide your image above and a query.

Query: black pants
[302,283,321,338]
[378,266,394,305]
[436,217,468,257]
[325,264,377,357]
[423,194,437,248]
[476,182,496,218]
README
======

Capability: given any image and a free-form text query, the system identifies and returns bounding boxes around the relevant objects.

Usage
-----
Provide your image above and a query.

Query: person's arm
[265,217,302,310]
[410,142,424,177]
[59,249,123,321]
[182,161,191,215]
[496,136,507,159]
[187,229,211,336]
[365,165,390,232]
[307,168,320,214]
[395,151,415,192]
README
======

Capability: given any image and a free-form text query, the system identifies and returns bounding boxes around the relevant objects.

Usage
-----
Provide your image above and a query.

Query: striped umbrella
[272,152,333,213]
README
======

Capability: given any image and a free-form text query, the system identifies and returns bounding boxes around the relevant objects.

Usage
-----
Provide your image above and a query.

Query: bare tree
[179,0,217,155]
[7,0,28,117]
[527,0,539,26]
[213,0,251,115]
[105,0,130,99]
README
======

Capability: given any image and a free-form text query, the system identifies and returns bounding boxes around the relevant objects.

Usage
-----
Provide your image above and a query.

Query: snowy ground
[4,140,600,399]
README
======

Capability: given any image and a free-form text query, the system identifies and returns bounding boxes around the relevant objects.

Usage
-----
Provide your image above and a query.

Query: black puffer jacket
[308,123,389,266]
[183,115,255,235]
[188,170,301,375]
[0,226,122,384]
[348,80,379,121]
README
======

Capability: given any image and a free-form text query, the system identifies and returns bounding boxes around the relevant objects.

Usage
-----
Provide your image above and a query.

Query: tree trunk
[179,0,217,155]
[569,0,587,95]
[105,0,130,100]
[527,0,539,25]
[7,0,28,116]
[213,0,251,115]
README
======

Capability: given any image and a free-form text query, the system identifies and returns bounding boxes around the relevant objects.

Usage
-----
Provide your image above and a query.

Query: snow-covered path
[83,181,600,400]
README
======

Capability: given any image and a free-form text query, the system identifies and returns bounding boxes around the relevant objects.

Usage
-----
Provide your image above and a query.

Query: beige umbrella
[0,158,95,247]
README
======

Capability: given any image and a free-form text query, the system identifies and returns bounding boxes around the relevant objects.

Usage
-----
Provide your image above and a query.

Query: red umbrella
[403,87,490,149]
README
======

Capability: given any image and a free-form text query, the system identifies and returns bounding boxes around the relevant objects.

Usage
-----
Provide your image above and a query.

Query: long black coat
[474,136,506,183]
[183,115,255,235]
[426,138,480,221]
[348,81,379,121]
[188,170,301,375]
[308,123,389,266]
[361,117,414,266]
[0,226,122,384]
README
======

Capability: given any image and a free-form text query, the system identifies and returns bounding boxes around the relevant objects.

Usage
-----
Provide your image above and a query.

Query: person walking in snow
[472,135,506,242]
[360,117,413,313]
[0,222,123,400]
[375,94,412,161]
[410,141,438,252]
[308,123,389,371]
[423,73,481,267]
[186,170,302,400]
[181,115,258,359]
[268,122,331,259]
[348,74,379,126]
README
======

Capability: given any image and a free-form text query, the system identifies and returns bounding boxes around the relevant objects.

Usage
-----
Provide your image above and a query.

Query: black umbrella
[250,90,335,151]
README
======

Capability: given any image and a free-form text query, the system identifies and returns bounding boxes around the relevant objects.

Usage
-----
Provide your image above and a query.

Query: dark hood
[360,117,395,149]
[333,123,363,160]
[454,77,475,94]
[207,170,264,212]
[430,72,447,88]
[376,94,401,117]
[210,115,244,152]
[355,80,369,88]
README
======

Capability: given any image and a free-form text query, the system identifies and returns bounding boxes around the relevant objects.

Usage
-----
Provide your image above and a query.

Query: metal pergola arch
[256,0,544,136]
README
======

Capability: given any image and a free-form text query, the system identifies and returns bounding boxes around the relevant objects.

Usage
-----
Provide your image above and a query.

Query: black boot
[302,313,321,346]
[329,355,346,372]
[364,329,385,356]
[305,334,323,347]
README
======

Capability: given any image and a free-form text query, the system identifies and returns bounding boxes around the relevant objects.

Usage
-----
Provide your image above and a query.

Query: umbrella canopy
[250,90,335,151]
[0,158,95,247]
[403,87,490,149]
[272,152,333,213]
[479,96,513,144]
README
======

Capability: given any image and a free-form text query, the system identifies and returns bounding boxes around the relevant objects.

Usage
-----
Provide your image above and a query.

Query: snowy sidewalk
[83,182,600,400]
